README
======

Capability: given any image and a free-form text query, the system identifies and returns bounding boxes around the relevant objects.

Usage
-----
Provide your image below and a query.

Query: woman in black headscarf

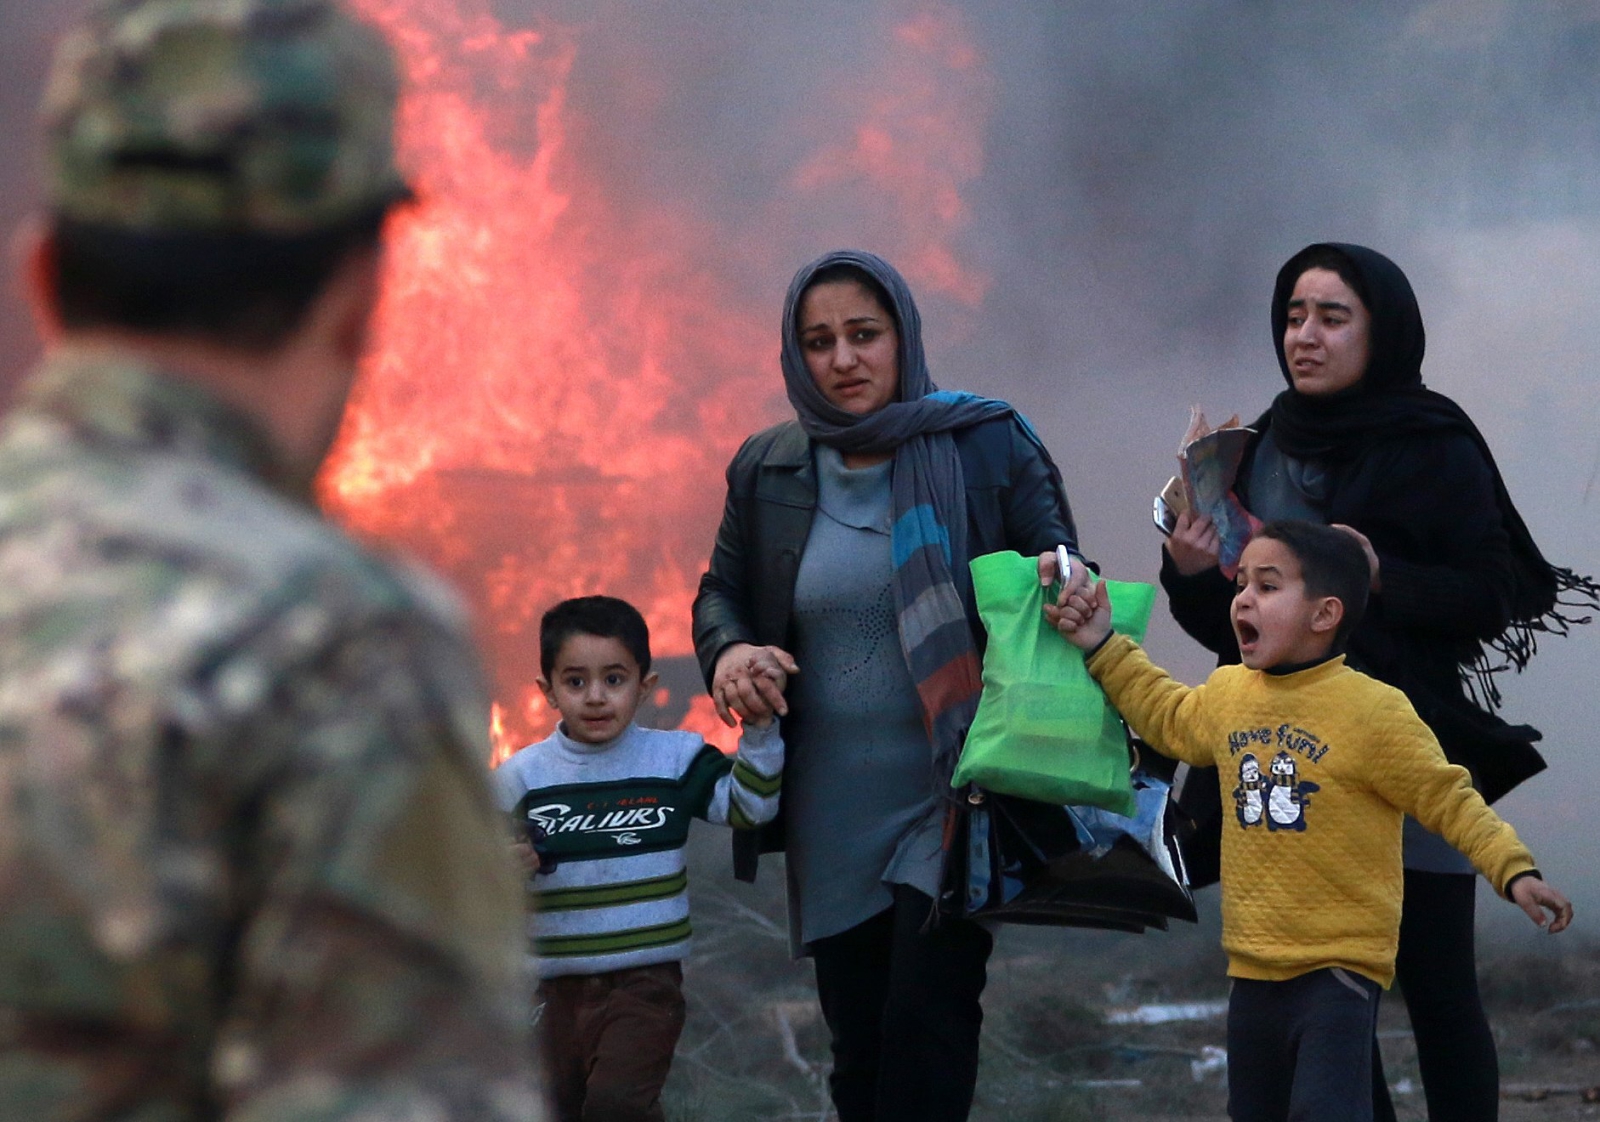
[1160,242,1597,1121]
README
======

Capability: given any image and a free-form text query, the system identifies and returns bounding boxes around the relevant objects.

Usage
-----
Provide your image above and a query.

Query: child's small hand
[1044,578,1113,651]
[511,840,542,873]
[1511,875,1573,934]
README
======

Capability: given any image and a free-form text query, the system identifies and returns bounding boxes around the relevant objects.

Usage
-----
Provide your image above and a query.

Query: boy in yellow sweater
[1048,519,1571,1122]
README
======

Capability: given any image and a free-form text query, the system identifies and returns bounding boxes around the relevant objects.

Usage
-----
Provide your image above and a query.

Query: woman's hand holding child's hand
[712,642,798,728]
[1045,578,1114,652]
[1511,876,1574,934]
[1164,511,1222,576]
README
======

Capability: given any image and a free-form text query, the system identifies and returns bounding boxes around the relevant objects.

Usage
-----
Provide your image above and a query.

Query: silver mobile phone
[1154,494,1178,536]
[1154,476,1185,536]
[1055,544,1072,590]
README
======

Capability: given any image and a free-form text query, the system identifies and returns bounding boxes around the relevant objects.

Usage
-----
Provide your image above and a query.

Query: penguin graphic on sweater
[1233,753,1266,829]
[1266,751,1319,832]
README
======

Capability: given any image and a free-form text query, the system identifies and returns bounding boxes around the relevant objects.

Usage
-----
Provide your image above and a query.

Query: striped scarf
[780,249,1033,787]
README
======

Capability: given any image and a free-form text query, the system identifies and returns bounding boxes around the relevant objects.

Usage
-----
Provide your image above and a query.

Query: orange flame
[322,0,992,763]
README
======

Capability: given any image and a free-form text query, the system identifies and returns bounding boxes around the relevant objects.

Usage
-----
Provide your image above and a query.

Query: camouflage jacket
[0,347,545,1121]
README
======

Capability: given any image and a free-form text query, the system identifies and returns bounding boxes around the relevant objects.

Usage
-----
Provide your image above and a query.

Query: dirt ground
[662,836,1600,1122]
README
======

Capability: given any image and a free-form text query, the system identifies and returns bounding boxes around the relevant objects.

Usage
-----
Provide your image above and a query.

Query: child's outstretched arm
[1373,693,1573,936]
[1509,873,1574,934]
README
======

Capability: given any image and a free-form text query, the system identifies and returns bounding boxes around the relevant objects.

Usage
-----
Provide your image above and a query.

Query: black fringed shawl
[1263,243,1599,710]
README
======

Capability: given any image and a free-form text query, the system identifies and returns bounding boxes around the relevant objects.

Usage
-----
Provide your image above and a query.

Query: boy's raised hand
[1045,577,1113,652]
[1511,875,1574,934]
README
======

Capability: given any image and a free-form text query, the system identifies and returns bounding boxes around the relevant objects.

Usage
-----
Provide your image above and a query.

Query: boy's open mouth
[1235,620,1260,648]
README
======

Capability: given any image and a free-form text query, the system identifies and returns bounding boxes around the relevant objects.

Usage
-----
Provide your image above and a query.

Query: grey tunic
[784,446,946,951]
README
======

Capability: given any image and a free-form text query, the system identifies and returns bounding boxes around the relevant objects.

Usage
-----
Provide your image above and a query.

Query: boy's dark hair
[50,206,390,352]
[1255,520,1371,650]
[539,595,652,679]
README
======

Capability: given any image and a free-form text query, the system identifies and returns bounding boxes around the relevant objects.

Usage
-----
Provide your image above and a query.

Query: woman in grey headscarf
[693,250,1086,1122]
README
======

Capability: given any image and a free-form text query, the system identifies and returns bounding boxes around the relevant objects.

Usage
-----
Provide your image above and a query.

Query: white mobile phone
[1055,544,1072,589]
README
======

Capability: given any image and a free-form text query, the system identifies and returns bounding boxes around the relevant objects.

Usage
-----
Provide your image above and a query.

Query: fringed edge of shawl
[1464,566,1600,710]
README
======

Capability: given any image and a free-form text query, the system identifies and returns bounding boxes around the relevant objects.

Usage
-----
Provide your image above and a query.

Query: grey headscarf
[779,249,1055,791]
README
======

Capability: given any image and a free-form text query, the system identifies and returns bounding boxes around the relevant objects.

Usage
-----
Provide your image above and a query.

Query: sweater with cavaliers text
[1086,634,1534,987]
[493,720,783,978]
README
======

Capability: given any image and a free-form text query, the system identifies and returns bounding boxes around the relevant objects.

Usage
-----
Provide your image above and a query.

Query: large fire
[320,0,993,763]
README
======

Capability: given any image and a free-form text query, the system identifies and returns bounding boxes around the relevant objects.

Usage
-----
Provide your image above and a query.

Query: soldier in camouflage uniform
[0,2,547,1119]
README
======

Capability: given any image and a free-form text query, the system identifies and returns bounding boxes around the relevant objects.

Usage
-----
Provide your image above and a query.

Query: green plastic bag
[953,550,1157,816]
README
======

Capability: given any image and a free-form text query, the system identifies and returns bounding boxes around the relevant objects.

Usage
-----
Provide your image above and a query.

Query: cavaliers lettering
[529,802,678,840]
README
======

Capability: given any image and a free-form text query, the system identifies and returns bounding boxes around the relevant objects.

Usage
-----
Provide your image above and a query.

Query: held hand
[1044,577,1113,651]
[712,642,798,728]
[1039,547,1091,608]
[510,840,541,873]
[1164,511,1221,576]
[1511,876,1573,934]
[1330,524,1382,592]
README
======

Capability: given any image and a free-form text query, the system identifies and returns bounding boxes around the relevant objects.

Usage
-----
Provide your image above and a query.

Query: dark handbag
[945,748,1197,932]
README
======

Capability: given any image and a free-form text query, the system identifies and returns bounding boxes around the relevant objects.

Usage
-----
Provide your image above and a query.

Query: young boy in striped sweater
[494,595,783,1122]
[1048,520,1571,1122]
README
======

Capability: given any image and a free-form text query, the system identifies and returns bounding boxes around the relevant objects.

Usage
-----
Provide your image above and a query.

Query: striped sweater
[493,720,783,978]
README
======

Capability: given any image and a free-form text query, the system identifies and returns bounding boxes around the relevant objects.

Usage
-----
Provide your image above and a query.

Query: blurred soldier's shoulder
[0,346,476,730]
[0,347,532,1120]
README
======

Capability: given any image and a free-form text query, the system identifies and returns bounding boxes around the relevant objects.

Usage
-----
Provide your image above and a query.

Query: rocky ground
[659,833,1600,1121]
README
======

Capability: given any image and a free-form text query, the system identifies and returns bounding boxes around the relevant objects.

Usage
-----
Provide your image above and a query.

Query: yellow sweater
[1086,635,1535,987]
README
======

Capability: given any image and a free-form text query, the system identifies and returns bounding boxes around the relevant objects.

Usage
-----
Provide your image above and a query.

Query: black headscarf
[1261,242,1597,700]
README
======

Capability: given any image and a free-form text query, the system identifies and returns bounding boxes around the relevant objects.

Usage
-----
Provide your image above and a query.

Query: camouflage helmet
[43,0,409,234]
